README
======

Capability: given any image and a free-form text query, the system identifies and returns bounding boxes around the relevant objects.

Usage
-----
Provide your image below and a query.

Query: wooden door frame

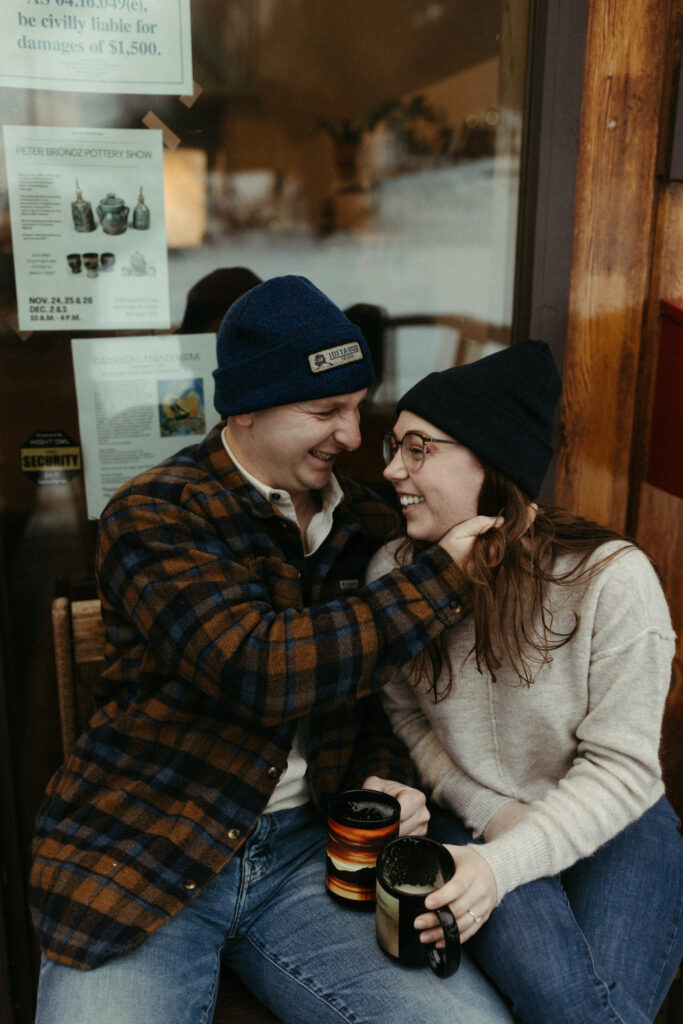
[548,0,675,530]
[513,0,590,501]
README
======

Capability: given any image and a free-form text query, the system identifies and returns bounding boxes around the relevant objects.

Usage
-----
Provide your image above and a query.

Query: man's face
[235,389,367,496]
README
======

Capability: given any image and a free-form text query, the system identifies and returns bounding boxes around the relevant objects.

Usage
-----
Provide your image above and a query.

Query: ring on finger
[467,909,483,924]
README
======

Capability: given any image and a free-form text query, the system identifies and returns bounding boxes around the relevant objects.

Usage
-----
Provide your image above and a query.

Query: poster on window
[3,124,170,331]
[0,0,192,95]
[72,332,220,518]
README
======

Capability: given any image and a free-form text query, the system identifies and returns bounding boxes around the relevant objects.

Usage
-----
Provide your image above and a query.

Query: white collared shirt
[221,427,344,811]
[221,427,343,555]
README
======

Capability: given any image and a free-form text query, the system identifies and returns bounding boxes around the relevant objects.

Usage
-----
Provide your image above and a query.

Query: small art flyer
[4,124,170,331]
[71,333,220,518]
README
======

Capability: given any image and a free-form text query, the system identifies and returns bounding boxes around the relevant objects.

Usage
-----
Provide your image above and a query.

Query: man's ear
[232,412,254,427]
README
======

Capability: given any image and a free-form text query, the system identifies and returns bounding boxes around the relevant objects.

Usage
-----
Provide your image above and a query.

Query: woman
[367,340,683,1023]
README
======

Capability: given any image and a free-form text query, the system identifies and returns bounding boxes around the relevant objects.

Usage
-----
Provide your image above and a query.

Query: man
[31,276,512,1023]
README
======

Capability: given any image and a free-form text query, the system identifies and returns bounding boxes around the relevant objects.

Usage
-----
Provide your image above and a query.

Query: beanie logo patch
[307,341,364,374]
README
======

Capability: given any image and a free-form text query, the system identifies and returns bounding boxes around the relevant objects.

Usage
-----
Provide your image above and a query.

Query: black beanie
[396,339,561,497]
[213,275,375,416]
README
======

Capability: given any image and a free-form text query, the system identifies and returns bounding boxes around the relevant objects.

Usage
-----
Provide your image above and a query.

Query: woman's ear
[526,502,539,531]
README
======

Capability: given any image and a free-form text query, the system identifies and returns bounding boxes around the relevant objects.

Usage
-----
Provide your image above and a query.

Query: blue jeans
[431,796,683,1024]
[35,802,513,1024]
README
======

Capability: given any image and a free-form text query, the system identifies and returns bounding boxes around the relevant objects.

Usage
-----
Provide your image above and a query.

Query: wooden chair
[51,596,281,1024]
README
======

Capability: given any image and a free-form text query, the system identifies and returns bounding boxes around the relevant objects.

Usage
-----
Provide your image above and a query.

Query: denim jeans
[430,796,683,1024]
[35,802,514,1024]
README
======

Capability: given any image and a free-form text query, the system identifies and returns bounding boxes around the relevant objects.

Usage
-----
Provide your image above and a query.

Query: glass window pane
[0,0,531,492]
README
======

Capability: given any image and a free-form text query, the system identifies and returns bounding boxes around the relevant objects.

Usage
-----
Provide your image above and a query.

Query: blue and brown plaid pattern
[30,426,470,968]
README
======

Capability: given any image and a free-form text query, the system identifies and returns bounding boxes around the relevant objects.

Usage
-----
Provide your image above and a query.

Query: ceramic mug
[376,835,460,978]
[326,789,400,908]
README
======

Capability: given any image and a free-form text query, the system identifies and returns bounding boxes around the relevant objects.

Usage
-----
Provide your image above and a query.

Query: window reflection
[1,0,530,421]
[0,1,532,871]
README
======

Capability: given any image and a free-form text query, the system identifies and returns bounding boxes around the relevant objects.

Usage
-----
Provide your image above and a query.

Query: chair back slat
[51,596,104,757]
[48,595,282,1022]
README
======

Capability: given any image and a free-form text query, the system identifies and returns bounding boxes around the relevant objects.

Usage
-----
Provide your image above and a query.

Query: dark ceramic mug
[326,789,401,908]
[376,835,460,978]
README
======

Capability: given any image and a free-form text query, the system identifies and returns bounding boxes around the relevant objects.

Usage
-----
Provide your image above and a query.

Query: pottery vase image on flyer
[130,251,147,275]
[96,193,129,234]
[132,186,150,229]
[71,181,95,232]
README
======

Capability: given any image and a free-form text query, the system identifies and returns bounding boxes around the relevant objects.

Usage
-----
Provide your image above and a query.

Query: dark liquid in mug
[337,799,392,822]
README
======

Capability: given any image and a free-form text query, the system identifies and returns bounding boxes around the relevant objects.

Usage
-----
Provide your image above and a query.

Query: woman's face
[383,410,485,543]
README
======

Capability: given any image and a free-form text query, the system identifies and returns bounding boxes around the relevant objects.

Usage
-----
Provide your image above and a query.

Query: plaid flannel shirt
[30,425,469,969]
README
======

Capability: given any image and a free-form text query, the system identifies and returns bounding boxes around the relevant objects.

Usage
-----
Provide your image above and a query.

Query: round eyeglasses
[382,430,462,472]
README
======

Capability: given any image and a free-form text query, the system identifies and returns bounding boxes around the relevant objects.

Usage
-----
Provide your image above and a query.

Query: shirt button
[453,604,462,615]
[227,827,241,841]
[183,879,197,891]
[267,765,280,779]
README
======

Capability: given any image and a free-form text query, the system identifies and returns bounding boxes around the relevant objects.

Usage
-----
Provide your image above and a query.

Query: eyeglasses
[382,430,462,472]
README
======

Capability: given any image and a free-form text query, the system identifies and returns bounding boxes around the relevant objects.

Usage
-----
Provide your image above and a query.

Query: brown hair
[398,465,650,699]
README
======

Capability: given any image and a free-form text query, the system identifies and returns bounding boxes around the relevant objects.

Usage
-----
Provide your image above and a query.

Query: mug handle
[426,906,461,978]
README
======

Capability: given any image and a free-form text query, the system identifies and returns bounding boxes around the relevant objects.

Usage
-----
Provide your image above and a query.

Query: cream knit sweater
[367,540,676,903]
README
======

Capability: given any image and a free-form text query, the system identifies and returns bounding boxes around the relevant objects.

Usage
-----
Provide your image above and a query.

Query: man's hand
[362,776,430,835]
[438,515,503,568]
[438,503,539,569]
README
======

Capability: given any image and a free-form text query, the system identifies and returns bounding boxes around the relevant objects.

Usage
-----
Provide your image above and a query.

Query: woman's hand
[414,844,497,943]
[483,799,530,842]
[362,776,430,835]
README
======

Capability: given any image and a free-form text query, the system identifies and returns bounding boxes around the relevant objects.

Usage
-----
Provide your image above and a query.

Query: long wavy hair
[396,465,651,699]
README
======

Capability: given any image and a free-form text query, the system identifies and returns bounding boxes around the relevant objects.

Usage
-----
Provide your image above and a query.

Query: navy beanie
[213,275,375,416]
[396,340,562,497]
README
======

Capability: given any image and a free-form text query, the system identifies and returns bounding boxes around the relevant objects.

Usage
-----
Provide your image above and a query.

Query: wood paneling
[556,0,673,530]
[659,184,683,298]
[636,485,682,675]
[553,0,683,825]
[633,10,683,823]
[638,483,683,819]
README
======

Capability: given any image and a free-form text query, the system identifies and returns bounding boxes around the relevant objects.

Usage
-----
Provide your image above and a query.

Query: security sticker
[21,430,82,487]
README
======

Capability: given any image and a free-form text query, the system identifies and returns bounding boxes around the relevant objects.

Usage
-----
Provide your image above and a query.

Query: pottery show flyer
[0,0,192,95]
[3,124,171,331]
